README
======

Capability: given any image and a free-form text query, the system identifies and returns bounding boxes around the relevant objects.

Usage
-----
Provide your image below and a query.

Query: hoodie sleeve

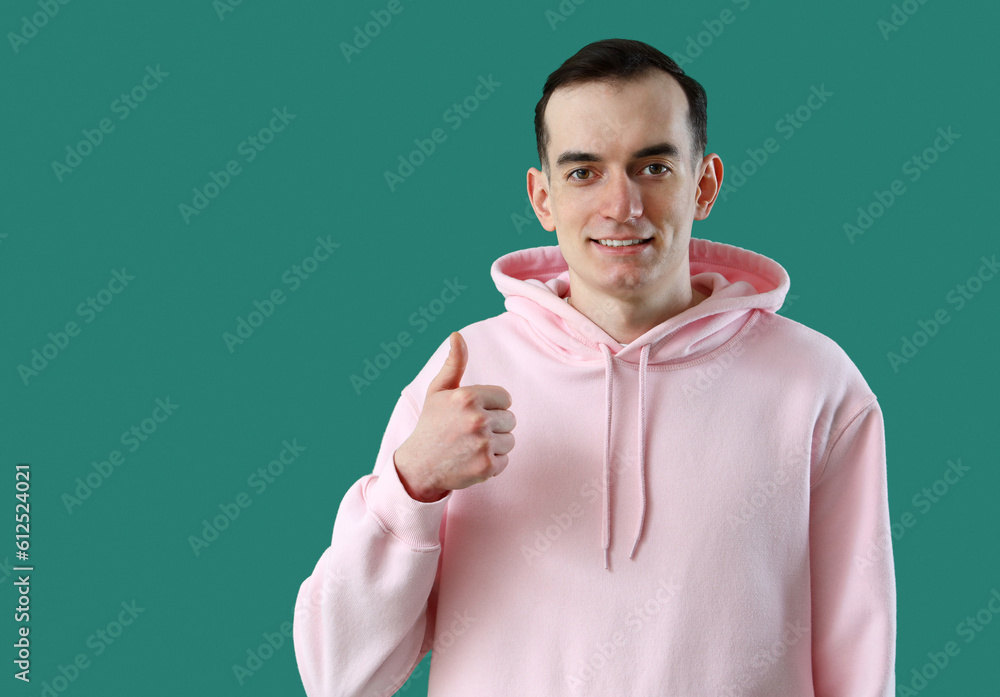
[809,397,897,696]
[293,391,451,697]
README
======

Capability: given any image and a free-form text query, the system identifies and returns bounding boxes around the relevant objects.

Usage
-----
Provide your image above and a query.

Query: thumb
[427,332,467,394]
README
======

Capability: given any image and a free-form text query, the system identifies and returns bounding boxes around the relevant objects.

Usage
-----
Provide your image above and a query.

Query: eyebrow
[554,141,681,168]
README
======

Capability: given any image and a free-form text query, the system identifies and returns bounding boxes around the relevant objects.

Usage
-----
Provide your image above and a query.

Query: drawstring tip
[604,548,609,571]
[629,538,639,559]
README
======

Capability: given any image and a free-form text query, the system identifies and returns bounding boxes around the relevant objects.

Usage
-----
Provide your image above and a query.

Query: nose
[599,169,643,224]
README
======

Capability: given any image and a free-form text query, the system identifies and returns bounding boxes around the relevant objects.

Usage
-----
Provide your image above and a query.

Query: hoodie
[293,238,897,697]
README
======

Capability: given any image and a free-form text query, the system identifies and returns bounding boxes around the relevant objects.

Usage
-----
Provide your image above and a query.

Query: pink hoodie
[293,238,896,696]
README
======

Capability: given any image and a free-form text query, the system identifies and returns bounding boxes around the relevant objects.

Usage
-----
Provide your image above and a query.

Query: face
[527,71,723,306]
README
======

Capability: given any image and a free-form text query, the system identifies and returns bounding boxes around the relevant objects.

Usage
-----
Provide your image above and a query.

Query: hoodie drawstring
[597,342,651,571]
[631,344,650,560]
[599,344,614,571]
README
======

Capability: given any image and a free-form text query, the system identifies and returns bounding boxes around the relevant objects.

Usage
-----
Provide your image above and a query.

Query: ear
[526,167,556,232]
[693,153,724,221]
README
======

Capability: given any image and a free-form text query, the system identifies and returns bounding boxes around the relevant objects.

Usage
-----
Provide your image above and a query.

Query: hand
[393,332,516,502]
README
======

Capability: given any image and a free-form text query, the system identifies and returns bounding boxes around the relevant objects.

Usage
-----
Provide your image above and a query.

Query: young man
[294,39,896,696]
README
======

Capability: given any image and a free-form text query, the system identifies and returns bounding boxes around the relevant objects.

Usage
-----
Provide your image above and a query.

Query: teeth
[597,238,647,247]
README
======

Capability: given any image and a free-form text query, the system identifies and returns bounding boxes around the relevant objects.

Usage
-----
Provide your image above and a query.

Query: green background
[2,0,997,694]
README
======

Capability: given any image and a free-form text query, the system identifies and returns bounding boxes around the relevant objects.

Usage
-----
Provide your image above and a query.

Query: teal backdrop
[2,0,997,695]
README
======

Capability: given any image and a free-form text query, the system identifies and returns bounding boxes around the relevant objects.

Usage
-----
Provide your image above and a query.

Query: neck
[567,279,708,345]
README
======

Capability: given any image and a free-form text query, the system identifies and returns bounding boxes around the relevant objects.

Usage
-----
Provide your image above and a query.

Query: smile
[594,238,651,247]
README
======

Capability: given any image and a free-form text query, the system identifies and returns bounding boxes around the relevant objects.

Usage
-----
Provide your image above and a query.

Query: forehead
[545,71,690,159]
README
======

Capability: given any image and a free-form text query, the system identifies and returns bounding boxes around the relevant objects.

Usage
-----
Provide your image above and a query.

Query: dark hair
[534,38,708,175]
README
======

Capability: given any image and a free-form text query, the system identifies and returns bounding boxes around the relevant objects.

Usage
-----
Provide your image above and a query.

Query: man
[294,38,896,696]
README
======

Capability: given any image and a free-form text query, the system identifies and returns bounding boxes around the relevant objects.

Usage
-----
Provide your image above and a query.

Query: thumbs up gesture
[393,332,516,502]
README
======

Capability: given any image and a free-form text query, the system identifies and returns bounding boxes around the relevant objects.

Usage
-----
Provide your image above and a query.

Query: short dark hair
[534,38,708,175]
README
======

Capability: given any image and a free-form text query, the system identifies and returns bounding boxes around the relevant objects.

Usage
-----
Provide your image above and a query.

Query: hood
[490,237,790,570]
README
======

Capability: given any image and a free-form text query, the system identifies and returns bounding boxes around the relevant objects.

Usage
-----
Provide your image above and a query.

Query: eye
[568,168,592,181]
[644,163,670,175]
